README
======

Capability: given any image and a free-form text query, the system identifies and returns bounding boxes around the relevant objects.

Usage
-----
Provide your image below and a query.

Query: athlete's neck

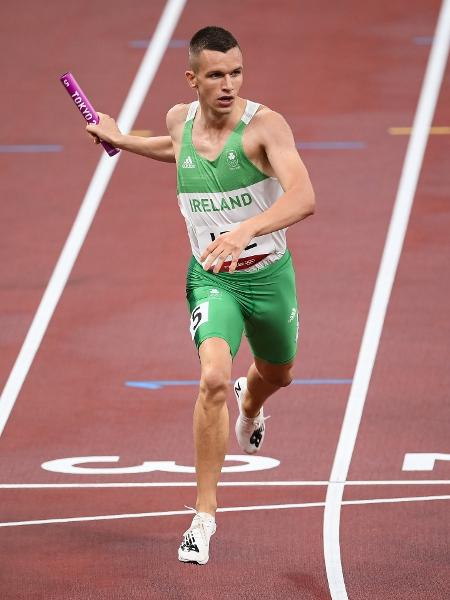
[196,97,246,131]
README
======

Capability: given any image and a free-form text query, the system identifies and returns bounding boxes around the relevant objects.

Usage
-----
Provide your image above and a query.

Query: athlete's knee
[199,366,229,405]
[257,361,294,388]
[266,370,293,388]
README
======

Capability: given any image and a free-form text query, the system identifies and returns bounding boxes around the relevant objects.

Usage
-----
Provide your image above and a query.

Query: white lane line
[0,0,187,438]
[0,479,449,489]
[1,494,449,528]
[323,2,450,599]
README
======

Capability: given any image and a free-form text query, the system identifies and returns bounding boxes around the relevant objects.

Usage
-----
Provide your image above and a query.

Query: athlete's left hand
[201,224,254,274]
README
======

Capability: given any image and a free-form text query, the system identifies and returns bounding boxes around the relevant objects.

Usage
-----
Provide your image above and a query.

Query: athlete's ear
[185,70,197,89]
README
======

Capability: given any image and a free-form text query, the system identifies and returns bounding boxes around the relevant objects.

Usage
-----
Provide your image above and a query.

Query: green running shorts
[186,251,299,364]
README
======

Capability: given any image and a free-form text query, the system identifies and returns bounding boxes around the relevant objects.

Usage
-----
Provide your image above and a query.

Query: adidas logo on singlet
[182,155,196,169]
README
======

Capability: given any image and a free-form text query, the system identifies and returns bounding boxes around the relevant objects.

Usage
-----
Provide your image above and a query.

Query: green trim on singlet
[177,108,269,194]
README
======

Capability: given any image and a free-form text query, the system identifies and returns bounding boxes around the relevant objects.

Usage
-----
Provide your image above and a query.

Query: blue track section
[413,36,433,45]
[0,145,63,153]
[129,39,188,48]
[125,379,352,390]
[296,141,366,150]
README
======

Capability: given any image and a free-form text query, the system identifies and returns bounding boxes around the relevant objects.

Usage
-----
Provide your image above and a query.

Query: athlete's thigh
[198,337,233,382]
[245,260,299,364]
[187,285,245,358]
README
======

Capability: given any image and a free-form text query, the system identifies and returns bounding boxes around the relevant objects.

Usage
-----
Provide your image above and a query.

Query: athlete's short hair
[189,26,240,70]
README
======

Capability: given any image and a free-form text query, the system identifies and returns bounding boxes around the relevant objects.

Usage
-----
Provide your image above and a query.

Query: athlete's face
[186,47,243,113]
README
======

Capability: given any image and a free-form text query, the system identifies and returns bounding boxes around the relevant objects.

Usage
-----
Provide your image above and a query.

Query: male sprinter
[86,26,315,564]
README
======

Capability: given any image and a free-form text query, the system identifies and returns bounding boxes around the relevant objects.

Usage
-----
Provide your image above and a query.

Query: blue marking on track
[0,145,63,153]
[168,39,189,48]
[125,379,353,390]
[296,141,366,150]
[413,36,433,45]
[129,39,188,49]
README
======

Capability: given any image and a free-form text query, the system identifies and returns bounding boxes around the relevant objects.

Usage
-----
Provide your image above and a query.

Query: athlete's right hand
[86,113,122,146]
[201,223,255,274]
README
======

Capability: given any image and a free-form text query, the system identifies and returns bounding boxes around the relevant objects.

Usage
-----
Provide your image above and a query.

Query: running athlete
[86,26,315,565]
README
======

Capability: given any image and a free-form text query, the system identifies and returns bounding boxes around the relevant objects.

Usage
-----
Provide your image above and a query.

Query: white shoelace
[183,507,216,544]
[238,413,270,431]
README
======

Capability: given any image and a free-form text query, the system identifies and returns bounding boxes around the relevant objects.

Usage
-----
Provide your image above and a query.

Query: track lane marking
[0,145,63,153]
[1,494,449,528]
[1,479,449,489]
[389,126,450,135]
[125,378,352,389]
[323,1,450,598]
[0,0,187,438]
[295,141,366,150]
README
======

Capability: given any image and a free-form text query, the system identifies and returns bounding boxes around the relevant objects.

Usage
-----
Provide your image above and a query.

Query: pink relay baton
[59,71,119,157]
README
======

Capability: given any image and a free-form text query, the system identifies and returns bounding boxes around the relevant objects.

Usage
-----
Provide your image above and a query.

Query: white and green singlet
[178,100,299,363]
[177,100,286,272]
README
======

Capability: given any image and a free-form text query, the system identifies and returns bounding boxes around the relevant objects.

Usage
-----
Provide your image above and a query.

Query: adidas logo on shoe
[182,155,196,168]
[178,512,216,564]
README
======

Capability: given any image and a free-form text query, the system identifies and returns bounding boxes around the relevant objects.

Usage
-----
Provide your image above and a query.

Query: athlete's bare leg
[240,358,294,418]
[194,337,232,516]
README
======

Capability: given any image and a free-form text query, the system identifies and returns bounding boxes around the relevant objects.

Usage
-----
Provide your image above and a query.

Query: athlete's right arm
[86,112,176,163]
[165,103,189,160]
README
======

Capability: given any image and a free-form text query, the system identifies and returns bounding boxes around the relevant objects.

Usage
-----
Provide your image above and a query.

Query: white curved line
[323,2,450,598]
[0,479,449,489]
[0,494,449,528]
[0,0,187,438]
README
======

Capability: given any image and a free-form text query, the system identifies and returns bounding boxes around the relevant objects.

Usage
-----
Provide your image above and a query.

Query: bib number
[190,301,209,339]
[196,221,275,266]
[209,231,257,252]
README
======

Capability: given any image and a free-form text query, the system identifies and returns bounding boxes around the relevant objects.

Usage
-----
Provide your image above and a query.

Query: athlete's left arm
[247,111,315,235]
[201,112,315,273]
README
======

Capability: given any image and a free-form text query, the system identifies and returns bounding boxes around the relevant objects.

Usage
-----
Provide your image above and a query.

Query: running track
[0,1,449,598]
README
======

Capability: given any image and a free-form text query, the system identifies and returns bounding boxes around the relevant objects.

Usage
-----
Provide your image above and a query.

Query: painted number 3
[190,301,209,339]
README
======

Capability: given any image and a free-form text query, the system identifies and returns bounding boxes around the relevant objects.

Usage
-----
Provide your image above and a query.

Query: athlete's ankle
[241,392,261,418]
[195,501,217,517]
[242,407,261,419]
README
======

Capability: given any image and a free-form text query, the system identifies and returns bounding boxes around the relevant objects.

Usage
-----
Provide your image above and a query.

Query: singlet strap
[185,99,259,124]
[241,100,261,125]
[185,101,199,122]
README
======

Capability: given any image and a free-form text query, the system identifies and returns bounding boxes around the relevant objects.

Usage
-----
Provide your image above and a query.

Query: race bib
[189,301,209,339]
[196,222,275,271]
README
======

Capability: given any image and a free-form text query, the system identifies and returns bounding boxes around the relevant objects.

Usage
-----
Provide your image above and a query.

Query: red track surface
[1,1,449,598]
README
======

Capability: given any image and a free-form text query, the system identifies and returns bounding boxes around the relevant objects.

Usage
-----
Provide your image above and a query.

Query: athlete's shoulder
[166,103,190,131]
[249,104,295,146]
[252,105,292,133]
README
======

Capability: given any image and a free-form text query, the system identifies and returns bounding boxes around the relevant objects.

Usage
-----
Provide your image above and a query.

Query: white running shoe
[234,377,268,454]
[178,511,216,565]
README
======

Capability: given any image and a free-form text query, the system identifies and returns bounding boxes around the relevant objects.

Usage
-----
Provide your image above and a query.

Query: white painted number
[189,301,209,339]
[41,454,280,475]
[402,452,450,471]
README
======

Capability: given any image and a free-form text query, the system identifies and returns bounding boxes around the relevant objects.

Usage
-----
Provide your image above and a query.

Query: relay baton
[59,71,119,157]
